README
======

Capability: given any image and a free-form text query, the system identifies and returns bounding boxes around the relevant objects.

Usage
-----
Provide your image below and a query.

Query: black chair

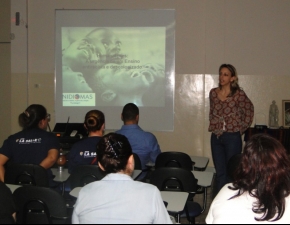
[4,163,49,187]
[132,153,142,170]
[227,153,242,182]
[155,151,193,171]
[13,186,69,224]
[150,167,205,224]
[67,165,107,190]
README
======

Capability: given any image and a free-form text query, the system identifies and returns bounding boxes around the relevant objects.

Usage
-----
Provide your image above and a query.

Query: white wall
[6,0,290,167]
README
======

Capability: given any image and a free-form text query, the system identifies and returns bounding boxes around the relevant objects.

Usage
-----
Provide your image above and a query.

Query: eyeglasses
[46,113,51,121]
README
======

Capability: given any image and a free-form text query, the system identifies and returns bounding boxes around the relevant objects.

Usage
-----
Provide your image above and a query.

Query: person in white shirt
[72,132,172,224]
[206,133,290,224]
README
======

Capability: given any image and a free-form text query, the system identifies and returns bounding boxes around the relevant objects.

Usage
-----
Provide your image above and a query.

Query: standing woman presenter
[209,64,254,195]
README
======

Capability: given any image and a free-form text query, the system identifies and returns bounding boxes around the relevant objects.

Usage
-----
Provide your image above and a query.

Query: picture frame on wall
[282,100,290,128]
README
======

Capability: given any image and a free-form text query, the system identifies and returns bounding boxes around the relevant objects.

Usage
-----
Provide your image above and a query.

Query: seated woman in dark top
[0,182,17,223]
[68,110,105,174]
[0,104,60,187]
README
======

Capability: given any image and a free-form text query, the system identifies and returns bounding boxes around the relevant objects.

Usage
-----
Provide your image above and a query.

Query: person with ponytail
[68,110,105,174]
[0,104,60,187]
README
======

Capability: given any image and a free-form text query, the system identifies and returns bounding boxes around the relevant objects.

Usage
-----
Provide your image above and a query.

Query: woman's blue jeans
[211,132,242,194]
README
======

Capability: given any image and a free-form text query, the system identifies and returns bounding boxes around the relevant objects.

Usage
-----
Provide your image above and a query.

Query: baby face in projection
[91,63,165,106]
[86,28,124,65]
[62,28,124,93]
[62,28,124,74]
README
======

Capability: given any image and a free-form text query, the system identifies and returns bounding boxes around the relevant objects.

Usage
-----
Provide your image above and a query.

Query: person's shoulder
[39,130,59,140]
[214,183,238,200]
[143,130,158,139]
[235,88,246,95]
[133,180,160,192]
[209,87,218,96]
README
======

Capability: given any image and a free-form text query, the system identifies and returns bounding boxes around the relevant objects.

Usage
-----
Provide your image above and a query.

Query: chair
[4,163,49,187]
[227,153,242,182]
[132,153,142,170]
[155,151,193,171]
[150,167,205,224]
[67,165,107,190]
[13,186,69,224]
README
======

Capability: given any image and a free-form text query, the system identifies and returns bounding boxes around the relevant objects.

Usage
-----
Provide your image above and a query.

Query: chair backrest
[155,152,193,171]
[227,153,242,182]
[13,186,69,224]
[4,163,49,187]
[132,153,142,170]
[150,167,198,193]
[68,165,107,190]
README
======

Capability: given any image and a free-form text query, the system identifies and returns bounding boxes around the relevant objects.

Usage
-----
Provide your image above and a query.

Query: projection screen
[55,9,175,131]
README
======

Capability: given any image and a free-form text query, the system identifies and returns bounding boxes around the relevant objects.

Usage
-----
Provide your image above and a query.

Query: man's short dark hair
[122,103,139,122]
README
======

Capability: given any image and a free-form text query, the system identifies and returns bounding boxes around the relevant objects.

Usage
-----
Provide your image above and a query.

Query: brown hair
[18,104,47,129]
[230,133,290,221]
[84,110,105,132]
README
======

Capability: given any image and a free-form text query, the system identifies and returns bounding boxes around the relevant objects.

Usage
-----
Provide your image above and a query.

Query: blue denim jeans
[211,132,242,193]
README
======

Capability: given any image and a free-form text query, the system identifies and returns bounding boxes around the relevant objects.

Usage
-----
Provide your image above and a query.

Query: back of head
[97,133,132,173]
[232,133,290,221]
[122,103,139,122]
[84,110,105,132]
[18,104,47,129]
[237,133,290,184]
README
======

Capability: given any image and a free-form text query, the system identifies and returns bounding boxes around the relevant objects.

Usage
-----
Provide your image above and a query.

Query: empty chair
[4,163,49,187]
[150,167,205,224]
[155,151,193,171]
[13,186,69,224]
[67,165,107,190]
[227,153,242,182]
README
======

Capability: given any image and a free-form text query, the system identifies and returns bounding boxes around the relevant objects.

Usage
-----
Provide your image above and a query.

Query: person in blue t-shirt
[68,110,105,174]
[115,103,161,171]
[0,104,60,187]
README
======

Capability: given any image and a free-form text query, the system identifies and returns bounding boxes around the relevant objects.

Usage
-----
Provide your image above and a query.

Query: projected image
[61,27,166,107]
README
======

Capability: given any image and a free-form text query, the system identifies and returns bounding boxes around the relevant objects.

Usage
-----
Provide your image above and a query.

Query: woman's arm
[39,149,59,169]
[0,154,9,182]
[238,90,254,133]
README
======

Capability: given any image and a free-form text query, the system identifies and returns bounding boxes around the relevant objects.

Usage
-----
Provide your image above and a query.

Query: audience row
[1,103,290,223]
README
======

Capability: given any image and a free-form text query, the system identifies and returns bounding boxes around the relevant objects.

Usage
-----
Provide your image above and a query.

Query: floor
[179,185,214,224]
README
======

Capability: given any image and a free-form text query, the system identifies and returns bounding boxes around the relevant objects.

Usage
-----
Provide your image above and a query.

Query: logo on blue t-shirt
[84,151,96,158]
[17,138,42,144]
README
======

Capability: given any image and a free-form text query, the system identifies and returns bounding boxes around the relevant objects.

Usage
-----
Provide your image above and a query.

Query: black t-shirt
[68,136,101,174]
[0,128,60,182]
[0,182,16,221]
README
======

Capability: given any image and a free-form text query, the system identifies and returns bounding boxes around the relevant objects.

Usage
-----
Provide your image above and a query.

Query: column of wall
[0,0,11,144]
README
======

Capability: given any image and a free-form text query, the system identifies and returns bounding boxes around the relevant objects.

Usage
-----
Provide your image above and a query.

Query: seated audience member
[68,110,105,174]
[72,133,172,224]
[115,103,161,170]
[0,104,59,187]
[206,133,290,224]
[0,182,17,224]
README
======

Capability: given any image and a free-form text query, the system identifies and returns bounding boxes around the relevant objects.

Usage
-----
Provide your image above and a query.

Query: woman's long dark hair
[18,104,47,129]
[229,133,290,221]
